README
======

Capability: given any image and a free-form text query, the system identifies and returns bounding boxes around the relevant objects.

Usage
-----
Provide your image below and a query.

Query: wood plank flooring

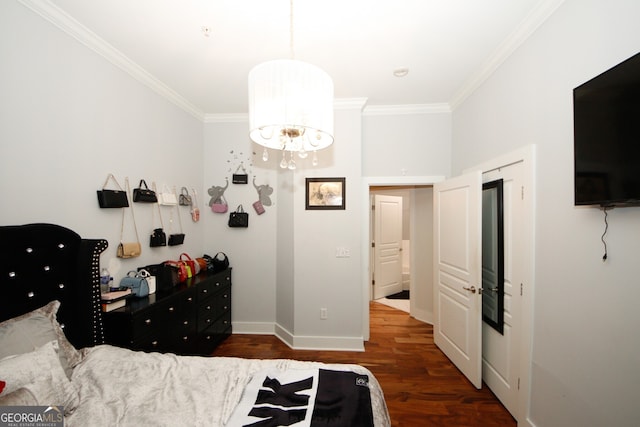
[212,301,516,427]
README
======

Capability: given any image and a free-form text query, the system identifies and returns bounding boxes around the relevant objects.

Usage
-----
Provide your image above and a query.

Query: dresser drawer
[198,271,231,297]
[197,311,232,355]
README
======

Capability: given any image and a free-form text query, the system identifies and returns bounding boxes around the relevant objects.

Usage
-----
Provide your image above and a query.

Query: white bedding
[66,345,391,427]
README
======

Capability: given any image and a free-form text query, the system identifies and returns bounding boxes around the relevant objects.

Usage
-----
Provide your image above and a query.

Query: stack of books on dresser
[101,289,132,312]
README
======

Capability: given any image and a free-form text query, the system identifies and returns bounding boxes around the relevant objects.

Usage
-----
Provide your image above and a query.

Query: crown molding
[334,97,369,110]
[18,0,205,122]
[450,0,566,110]
[203,113,247,123]
[363,103,451,116]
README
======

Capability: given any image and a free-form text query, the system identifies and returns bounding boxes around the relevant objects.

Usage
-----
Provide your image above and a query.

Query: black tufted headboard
[0,223,108,349]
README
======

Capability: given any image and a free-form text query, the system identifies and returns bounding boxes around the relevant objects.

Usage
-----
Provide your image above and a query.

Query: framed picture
[305,177,346,210]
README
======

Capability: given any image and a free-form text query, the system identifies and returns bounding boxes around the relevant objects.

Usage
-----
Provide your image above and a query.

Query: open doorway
[368,184,434,322]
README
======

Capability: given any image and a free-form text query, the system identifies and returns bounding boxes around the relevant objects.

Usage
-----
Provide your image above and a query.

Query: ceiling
[40,0,559,117]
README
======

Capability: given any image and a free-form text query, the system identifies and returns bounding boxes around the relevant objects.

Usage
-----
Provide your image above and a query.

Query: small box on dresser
[103,268,232,355]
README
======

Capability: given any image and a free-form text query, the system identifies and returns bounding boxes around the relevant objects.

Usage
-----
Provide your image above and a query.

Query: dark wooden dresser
[103,268,232,355]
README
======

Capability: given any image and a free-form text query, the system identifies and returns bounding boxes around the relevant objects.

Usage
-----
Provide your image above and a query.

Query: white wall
[451,1,640,425]
[0,0,204,283]
[203,104,365,349]
[202,120,278,333]
[363,111,451,177]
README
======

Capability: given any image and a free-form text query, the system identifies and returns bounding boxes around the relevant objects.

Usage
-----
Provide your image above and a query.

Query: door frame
[463,144,536,425]
[361,175,445,340]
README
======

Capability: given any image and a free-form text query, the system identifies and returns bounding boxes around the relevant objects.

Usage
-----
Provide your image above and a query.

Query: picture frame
[305,177,346,210]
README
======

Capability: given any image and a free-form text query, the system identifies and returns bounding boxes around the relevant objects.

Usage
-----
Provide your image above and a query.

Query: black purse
[228,205,249,228]
[150,228,166,247]
[232,163,248,184]
[203,252,229,273]
[133,179,157,203]
[97,173,129,208]
[168,233,185,246]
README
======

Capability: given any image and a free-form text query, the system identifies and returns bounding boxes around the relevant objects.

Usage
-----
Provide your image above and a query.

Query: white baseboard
[273,323,365,351]
[231,321,275,335]
[411,307,433,325]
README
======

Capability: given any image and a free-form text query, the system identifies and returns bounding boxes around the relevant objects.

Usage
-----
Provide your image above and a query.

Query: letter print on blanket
[225,369,374,427]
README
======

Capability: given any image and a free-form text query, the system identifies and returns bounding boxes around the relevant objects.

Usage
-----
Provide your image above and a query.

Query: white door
[372,195,403,300]
[433,171,482,389]
[482,162,523,418]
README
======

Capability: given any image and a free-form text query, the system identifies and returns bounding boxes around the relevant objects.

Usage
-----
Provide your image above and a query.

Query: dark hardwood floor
[212,301,516,427]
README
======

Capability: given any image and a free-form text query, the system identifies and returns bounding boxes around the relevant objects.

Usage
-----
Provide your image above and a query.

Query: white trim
[204,113,247,124]
[232,321,276,335]
[463,144,536,427]
[274,323,294,348]
[18,0,205,121]
[361,175,445,340]
[291,336,364,352]
[363,104,451,116]
[334,98,369,110]
[450,0,566,110]
[272,323,364,351]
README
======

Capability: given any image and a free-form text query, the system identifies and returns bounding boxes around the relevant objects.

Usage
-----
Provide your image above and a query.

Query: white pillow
[0,340,80,414]
[0,300,82,378]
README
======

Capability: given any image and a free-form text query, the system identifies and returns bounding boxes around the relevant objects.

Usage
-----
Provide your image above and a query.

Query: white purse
[158,184,178,206]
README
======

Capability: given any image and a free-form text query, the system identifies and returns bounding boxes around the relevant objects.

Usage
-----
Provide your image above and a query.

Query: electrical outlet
[335,247,351,258]
[320,308,328,320]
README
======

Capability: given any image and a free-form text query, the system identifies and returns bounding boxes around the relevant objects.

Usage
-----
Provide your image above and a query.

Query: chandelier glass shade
[248,59,334,156]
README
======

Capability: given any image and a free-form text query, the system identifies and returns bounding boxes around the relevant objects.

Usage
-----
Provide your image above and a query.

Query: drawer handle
[183,320,189,325]
[183,336,188,341]
[145,319,152,325]
[223,294,228,298]
[187,297,193,302]
[206,305,211,310]
[169,307,175,312]
[151,341,158,346]
[223,306,228,310]
[206,319,211,323]
[223,320,228,325]
[202,289,208,294]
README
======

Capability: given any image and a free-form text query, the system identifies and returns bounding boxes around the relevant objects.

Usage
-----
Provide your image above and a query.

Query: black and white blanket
[226,368,374,427]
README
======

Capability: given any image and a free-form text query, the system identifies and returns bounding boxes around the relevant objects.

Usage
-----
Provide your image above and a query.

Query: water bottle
[100,268,111,294]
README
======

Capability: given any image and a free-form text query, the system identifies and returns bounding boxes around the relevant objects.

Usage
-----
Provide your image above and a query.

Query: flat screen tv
[573,51,640,207]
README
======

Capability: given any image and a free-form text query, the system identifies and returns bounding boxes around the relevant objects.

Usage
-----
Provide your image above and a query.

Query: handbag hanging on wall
[97,173,129,208]
[190,188,200,222]
[117,178,142,258]
[211,195,228,213]
[179,187,192,206]
[133,179,157,203]
[232,162,248,184]
[168,187,185,245]
[149,190,167,247]
[228,205,249,228]
[158,184,178,206]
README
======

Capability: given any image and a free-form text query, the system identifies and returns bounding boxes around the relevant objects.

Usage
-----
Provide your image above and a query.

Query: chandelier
[248,1,334,170]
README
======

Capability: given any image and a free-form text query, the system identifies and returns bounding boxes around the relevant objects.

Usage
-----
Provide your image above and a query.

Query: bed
[0,223,391,426]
